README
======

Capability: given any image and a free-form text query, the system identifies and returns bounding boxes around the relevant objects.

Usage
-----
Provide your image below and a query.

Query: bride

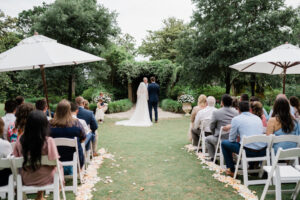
[116,82,152,127]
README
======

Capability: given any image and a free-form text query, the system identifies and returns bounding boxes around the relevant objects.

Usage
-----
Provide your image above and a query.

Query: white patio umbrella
[0,33,104,114]
[229,43,300,94]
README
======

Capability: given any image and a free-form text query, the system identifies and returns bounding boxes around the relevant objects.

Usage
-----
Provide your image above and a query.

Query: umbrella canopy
[0,34,103,71]
[0,34,104,115]
[229,43,300,93]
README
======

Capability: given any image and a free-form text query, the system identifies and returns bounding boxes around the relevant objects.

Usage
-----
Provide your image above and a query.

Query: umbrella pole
[40,65,51,118]
[282,67,287,94]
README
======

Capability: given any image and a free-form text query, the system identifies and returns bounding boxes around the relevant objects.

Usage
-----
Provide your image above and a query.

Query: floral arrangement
[178,94,195,104]
[94,94,111,104]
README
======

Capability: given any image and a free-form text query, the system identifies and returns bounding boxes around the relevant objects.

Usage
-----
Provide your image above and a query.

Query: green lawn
[94,117,243,200]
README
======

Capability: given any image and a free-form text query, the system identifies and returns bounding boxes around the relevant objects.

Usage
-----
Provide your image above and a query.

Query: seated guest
[250,101,267,127]
[191,95,207,124]
[35,99,51,120]
[192,96,217,146]
[250,96,269,120]
[231,97,239,111]
[13,110,63,200]
[2,100,17,140]
[189,95,207,141]
[290,96,300,120]
[221,101,266,177]
[50,100,86,174]
[269,94,296,117]
[15,96,25,107]
[0,118,13,187]
[95,98,107,123]
[70,102,94,151]
[205,94,238,161]
[83,99,90,110]
[7,103,34,142]
[240,93,249,101]
[266,97,300,153]
[76,96,98,156]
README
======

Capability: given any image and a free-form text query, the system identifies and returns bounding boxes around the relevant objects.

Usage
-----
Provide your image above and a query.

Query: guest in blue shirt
[221,101,266,176]
[266,97,300,154]
[50,99,86,175]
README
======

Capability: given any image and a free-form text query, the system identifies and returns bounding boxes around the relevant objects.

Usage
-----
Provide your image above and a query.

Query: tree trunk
[128,82,133,102]
[68,74,72,101]
[250,74,256,96]
[225,69,231,94]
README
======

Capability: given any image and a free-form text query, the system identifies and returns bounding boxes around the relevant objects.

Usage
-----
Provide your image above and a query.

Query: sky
[0,0,300,46]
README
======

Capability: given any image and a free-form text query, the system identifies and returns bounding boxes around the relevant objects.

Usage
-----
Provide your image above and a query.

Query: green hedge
[107,99,133,114]
[161,99,182,113]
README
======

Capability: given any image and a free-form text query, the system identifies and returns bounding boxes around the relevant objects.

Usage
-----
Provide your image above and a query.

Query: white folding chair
[0,158,14,200]
[12,156,65,200]
[81,142,92,170]
[197,119,211,155]
[261,147,300,200]
[271,135,300,166]
[212,126,227,168]
[233,135,273,186]
[54,137,82,194]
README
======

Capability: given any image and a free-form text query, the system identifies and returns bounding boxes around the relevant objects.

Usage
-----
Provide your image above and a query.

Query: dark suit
[148,82,160,121]
[77,106,98,152]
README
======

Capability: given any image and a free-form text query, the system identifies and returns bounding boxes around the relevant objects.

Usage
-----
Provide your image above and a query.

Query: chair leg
[292,180,300,200]
[73,163,78,194]
[197,135,201,153]
[275,167,282,200]
[242,156,249,187]
[53,174,60,200]
[7,175,14,200]
[17,175,23,200]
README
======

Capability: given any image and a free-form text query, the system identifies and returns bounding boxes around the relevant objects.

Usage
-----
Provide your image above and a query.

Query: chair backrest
[271,135,300,146]
[53,137,77,148]
[241,135,273,148]
[0,158,11,169]
[219,126,229,136]
[200,119,211,130]
[277,147,300,160]
[13,156,57,169]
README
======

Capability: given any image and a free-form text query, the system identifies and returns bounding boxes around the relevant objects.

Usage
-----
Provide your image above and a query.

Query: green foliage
[107,99,133,113]
[264,89,281,106]
[89,103,97,112]
[161,99,182,113]
[177,0,298,93]
[139,17,188,62]
[118,59,177,99]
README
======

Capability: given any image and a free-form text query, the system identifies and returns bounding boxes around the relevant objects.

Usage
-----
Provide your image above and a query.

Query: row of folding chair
[0,155,65,200]
[0,137,94,199]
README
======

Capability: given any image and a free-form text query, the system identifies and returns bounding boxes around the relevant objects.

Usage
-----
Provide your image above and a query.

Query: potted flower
[178,94,195,116]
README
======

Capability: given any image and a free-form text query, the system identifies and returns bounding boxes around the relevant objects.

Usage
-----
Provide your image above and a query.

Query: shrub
[89,103,97,113]
[161,99,182,113]
[107,99,133,114]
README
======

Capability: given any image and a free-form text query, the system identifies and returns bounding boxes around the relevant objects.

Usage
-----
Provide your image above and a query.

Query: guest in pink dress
[13,110,63,200]
[250,101,267,127]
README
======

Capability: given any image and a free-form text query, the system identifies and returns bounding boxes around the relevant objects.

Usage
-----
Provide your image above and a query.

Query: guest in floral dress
[7,103,34,142]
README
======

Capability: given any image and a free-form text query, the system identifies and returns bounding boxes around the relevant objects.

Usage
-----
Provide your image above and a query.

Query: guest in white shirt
[0,118,13,186]
[2,100,17,140]
[191,96,217,146]
[35,99,51,120]
[70,103,94,151]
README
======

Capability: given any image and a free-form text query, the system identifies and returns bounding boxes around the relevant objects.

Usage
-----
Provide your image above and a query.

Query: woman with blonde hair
[188,94,207,141]
[50,99,87,175]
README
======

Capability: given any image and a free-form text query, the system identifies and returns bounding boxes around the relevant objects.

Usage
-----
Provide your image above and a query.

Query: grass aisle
[94,117,242,200]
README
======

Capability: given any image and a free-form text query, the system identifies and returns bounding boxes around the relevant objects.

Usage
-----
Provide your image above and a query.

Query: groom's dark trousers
[148,82,160,122]
[149,101,158,122]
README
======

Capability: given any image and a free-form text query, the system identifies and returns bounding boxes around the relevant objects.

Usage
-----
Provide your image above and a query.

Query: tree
[114,33,137,56]
[139,17,188,62]
[31,0,119,100]
[177,0,297,94]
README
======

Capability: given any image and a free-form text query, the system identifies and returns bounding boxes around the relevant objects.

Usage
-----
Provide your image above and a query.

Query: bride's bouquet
[178,94,195,104]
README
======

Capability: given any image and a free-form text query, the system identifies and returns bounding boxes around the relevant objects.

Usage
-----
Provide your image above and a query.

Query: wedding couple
[116,77,159,127]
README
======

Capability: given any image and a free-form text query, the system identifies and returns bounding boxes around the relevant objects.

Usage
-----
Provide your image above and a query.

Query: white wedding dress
[116,82,153,127]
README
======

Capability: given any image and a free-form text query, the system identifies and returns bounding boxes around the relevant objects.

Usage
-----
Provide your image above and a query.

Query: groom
[148,76,160,123]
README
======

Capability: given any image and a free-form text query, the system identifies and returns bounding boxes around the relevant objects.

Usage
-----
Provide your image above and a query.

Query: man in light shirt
[2,100,17,140]
[192,96,217,146]
[71,103,94,151]
[221,101,266,177]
